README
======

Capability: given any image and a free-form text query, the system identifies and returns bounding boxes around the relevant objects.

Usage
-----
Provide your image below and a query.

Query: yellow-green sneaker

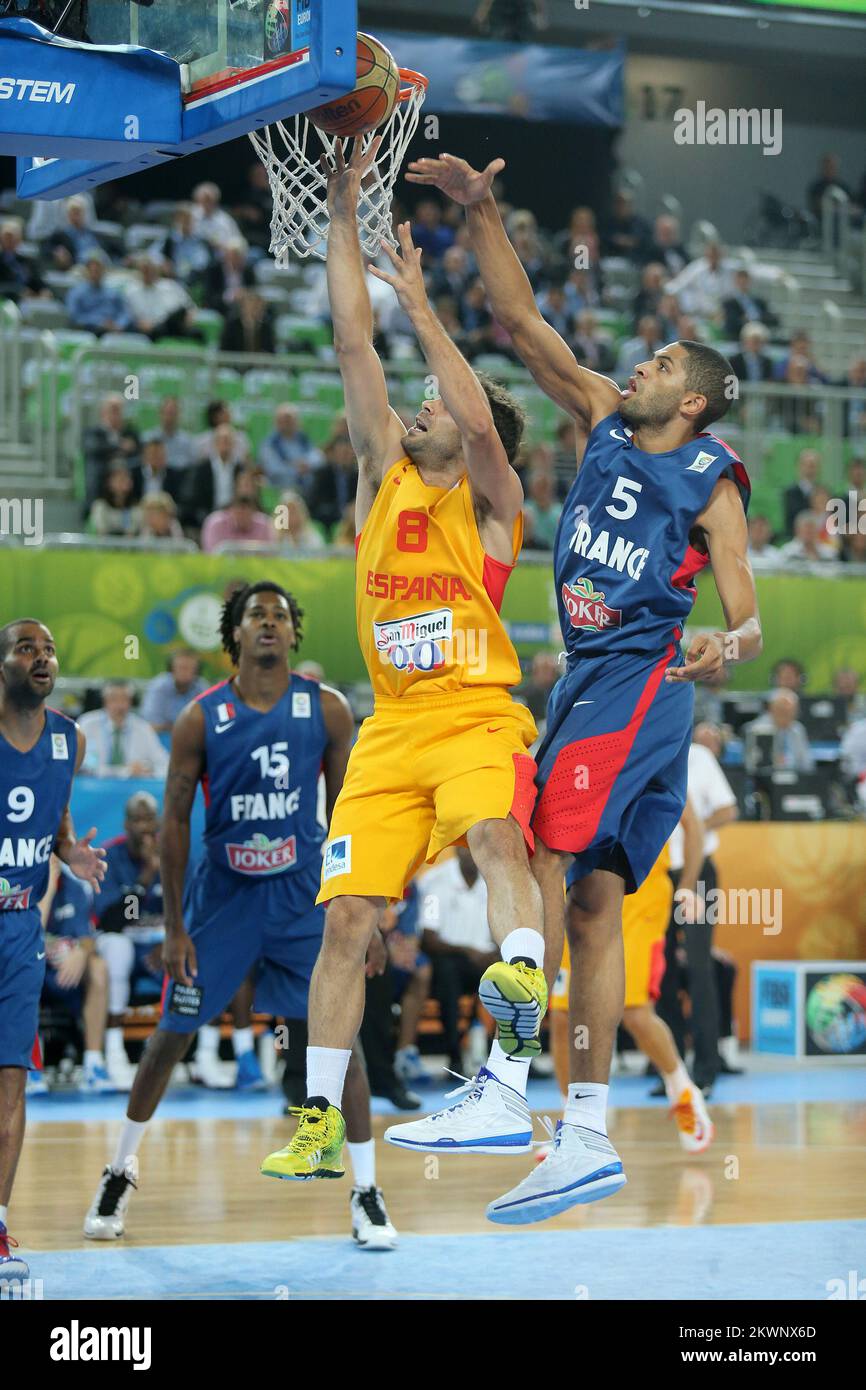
[260,1103,346,1181]
[478,960,549,1059]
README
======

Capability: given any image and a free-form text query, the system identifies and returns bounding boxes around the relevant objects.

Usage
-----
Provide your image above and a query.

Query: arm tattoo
[164,768,197,820]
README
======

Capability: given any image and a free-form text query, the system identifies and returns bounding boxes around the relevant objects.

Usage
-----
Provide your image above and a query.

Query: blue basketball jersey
[197,674,326,878]
[553,411,750,662]
[0,707,77,911]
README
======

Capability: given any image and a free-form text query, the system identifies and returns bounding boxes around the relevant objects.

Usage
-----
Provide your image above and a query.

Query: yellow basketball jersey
[356,457,523,700]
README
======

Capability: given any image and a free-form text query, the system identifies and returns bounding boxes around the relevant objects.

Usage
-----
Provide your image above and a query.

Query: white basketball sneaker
[83,1158,139,1240]
[486,1120,626,1224]
[672,1085,715,1154]
[384,1066,532,1155]
[350,1187,398,1251]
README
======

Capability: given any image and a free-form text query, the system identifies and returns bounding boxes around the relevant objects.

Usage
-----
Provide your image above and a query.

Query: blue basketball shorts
[0,909,45,1069]
[159,857,324,1034]
[532,643,693,893]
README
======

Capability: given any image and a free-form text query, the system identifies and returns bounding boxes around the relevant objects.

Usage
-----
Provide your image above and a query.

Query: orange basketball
[307,33,400,138]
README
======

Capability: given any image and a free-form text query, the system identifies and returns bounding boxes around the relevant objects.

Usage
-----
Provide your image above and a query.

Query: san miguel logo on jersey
[373,607,452,672]
[562,578,623,634]
[0,875,32,910]
[225,831,297,875]
[214,701,236,733]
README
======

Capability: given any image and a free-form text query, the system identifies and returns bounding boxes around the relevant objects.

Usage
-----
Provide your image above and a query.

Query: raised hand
[321,135,383,219]
[368,222,429,319]
[65,827,107,894]
[405,152,505,206]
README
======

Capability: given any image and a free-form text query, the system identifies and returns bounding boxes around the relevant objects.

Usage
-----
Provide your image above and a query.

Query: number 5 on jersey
[606,476,642,521]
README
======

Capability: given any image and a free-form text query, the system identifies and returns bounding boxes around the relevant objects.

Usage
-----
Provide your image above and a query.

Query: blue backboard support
[0,0,358,200]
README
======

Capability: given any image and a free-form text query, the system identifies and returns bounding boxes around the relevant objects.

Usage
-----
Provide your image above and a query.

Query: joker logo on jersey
[562,578,623,633]
[374,607,452,673]
[226,831,298,875]
[0,875,32,910]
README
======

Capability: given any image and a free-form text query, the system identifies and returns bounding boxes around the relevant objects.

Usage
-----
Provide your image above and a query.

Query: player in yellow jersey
[261,141,550,1182]
[544,799,713,1164]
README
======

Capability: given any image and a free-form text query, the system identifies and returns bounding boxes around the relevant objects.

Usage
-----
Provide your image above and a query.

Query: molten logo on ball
[265,0,291,56]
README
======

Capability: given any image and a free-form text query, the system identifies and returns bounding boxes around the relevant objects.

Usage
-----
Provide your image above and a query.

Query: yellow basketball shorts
[551,861,673,1011]
[317,687,538,905]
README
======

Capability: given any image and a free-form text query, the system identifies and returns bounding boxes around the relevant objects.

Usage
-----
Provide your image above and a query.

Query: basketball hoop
[249,68,428,265]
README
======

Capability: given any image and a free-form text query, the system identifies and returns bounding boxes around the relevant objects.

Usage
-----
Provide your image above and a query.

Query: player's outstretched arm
[160,701,205,985]
[320,685,355,824]
[324,139,406,528]
[406,153,621,430]
[370,223,522,529]
[665,479,762,684]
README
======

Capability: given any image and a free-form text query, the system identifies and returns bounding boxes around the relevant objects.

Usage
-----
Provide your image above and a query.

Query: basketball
[264,0,291,56]
[307,33,400,138]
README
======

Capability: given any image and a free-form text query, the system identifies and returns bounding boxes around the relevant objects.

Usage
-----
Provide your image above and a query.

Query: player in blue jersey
[0,618,107,1282]
[406,153,762,1222]
[85,582,398,1251]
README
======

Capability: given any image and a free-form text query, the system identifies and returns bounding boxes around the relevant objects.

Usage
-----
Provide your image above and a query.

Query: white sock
[105,1027,126,1060]
[111,1117,148,1174]
[563,1081,609,1135]
[500,928,545,970]
[347,1139,376,1189]
[197,1025,220,1058]
[306,1046,351,1109]
[0,1205,7,1227]
[485,1038,530,1097]
[663,1061,691,1103]
[233,1027,254,1058]
[84,1049,104,1069]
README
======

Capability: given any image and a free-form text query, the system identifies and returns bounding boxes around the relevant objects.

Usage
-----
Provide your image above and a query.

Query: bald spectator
[730,322,774,385]
[46,194,104,269]
[201,469,274,553]
[191,181,241,247]
[78,682,170,779]
[783,449,823,537]
[258,405,324,490]
[66,253,132,336]
[779,511,836,563]
[744,690,814,774]
[141,650,208,733]
[124,254,201,341]
[639,212,688,276]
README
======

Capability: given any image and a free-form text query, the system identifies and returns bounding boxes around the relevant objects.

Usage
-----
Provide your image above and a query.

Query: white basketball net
[248,70,428,265]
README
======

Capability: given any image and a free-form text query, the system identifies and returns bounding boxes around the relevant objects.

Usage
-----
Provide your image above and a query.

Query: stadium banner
[375,29,624,126]
[2,549,865,687]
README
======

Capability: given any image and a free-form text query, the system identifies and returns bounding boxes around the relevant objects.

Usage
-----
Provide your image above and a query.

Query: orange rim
[398,68,429,103]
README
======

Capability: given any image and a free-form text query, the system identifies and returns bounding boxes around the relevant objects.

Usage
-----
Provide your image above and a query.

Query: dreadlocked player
[84,581,399,1252]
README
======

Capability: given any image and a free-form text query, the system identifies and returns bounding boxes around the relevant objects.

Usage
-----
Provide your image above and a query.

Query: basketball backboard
[0,0,358,199]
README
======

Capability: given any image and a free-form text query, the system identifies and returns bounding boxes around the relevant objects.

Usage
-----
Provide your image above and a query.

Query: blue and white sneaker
[384,1067,532,1155]
[25,1071,49,1097]
[236,1049,267,1091]
[394,1045,432,1087]
[0,1222,29,1281]
[486,1120,626,1224]
[78,1060,117,1094]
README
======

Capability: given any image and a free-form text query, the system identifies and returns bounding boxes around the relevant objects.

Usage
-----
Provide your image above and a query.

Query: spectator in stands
[220,289,276,354]
[124,254,202,342]
[410,198,454,262]
[46,194,104,269]
[515,649,560,725]
[139,492,185,541]
[273,490,327,553]
[146,395,197,472]
[232,159,274,250]
[841,357,866,438]
[523,465,560,550]
[747,513,779,569]
[639,212,688,277]
[571,309,615,374]
[810,485,839,553]
[834,667,866,722]
[536,281,573,338]
[632,262,668,326]
[430,243,473,301]
[666,241,734,322]
[88,462,142,538]
[775,356,825,436]
[434,294,468,354]
[138,437,184,504]
[66,252,132,336]
[419,848,499,1075]
[190,181,241,247]
[564,265,601,316]
[774,329,827,385]
[308,429,359,534]
[458,275,500,359]
[783,448,823,536]
[780,510,836,563]
[0,217,45,301]
[204,238,256,312]
[200,467,273,552]
[744,689,814,773]
[556,205,601,281]
[806,152,854,223]
[730,322,774,385]
[78,680,170,778]
[507,208,548,288]
[615,314,662,382]
[39,855,113,1094]
[82,392,140,513]
[154,202,212,286]
[195,401,251,466]
[183,424,243,529]
[331,501,357,549]
[771,658,806,694]
[258,404,323,490]
[141,650,207,733]
[841,715,866,812]
[553,415,577,473]
[692,667,729,726]
[95,792,165,1089]
[722,267,776,340]
[602,188,651,260]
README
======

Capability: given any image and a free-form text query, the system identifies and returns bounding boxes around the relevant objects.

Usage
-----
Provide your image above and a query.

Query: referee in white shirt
[658,727,739,1093]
